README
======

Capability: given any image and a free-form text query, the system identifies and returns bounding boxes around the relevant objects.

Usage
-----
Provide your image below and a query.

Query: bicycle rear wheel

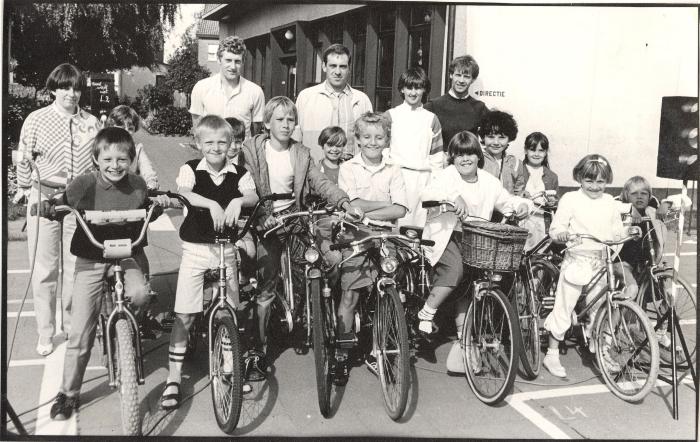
[114,318,141,436]
[211,316,243,434]
[651,271,696,364]
[462,289,520,405]
[373,286,410,420]
[513,272,541,379]
[594,300,659,402]
[311,279,334,417]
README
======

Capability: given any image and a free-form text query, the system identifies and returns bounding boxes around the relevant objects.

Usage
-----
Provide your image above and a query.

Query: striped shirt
[16,103,100,189]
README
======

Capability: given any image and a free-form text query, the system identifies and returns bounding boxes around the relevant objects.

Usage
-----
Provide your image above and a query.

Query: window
[374,8,395,111]
[408,7,432,70]
[207,44,218,62]
[349,13,367,89]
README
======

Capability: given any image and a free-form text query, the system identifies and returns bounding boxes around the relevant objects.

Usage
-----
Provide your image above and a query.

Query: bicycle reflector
[304,247,320,263]
[380,256,398,274]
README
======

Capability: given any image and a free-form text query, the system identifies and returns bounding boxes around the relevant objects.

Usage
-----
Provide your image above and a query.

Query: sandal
[160,381,181,410]
[36,338,54,357]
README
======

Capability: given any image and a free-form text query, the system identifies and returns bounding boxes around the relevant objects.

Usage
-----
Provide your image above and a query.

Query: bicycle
[329,217,433,420]
[263,204,352,417]
[631,210,696,372]
[154,190,289,434]
[561,230,660,402]
[510,190,561,379]
[52,204,159,435]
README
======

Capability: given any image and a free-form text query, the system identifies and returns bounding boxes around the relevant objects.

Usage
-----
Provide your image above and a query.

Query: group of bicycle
[18,61,696,436]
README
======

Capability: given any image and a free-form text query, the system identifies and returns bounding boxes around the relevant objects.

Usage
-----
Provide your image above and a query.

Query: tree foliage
[9,3,178,89]
[164,24,211,104]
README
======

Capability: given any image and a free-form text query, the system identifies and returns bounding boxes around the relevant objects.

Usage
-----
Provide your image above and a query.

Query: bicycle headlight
[380,256,398,274]
[304,247,320,263]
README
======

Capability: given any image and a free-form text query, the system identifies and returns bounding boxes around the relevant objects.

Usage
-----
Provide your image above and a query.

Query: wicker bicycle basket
[461,220,529,271]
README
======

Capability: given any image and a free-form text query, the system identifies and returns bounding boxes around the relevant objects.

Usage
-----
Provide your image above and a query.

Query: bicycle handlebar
[566,229,641,247]
[329,232,435,251]
[54,205,158,250]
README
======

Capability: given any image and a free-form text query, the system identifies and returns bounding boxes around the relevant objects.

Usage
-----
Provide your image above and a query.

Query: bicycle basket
[461,221,528,271]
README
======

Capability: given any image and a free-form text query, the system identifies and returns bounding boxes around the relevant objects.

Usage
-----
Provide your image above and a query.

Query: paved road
[4,131,698,438]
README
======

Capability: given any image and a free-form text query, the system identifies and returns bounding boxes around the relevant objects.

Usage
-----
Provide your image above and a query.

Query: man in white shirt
[190,36,265,139]
[294,44,373,161]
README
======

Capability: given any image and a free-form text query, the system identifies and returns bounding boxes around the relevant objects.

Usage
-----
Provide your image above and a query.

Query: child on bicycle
[317,126,347,185]
[616,176,670,346]
[543,154,630,378]
[161,115,259,410]
[385,67,444,227]
[417,130,530,372]
[225,117,245,166]
[478,110,525,196]
[39,127,166,420]
[520,131,559,249]
[105,105,160,190]
[241,97,362,381]
[334,111,409,385]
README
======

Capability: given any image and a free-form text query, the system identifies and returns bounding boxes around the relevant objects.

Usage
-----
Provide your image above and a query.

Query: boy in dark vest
[161,115,259,410]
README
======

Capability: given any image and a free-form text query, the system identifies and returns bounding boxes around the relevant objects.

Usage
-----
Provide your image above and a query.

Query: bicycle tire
[593,299,659,402]
[513,271,541,379]
[211,316,244,434]
[114,318,141,436]
[373,286,410,420]
[462,288,520,405]
[311,279,332,417]
[648,270,696,365]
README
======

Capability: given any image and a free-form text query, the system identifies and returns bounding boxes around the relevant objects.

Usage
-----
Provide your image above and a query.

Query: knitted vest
[179,159,245,243]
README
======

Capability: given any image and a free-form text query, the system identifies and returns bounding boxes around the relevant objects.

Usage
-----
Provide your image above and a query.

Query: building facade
[203,3,698,191]
[196,4,222,74]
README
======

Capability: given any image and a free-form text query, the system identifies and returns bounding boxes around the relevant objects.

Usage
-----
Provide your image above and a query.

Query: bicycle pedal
[336,333,358,349]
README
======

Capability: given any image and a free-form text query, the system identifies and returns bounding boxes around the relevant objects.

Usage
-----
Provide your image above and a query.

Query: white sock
[167,345,187,384]
[418,305,437,333]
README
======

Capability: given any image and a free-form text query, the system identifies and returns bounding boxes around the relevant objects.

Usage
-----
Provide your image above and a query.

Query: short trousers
[432,232,464,288]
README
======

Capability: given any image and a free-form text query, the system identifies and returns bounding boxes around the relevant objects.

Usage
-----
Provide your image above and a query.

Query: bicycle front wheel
[373,286,410,420]
[652,271,696,364]
[462,289,520,405]
[513,272,541,379]
[114,318,141,436]
[594,300,659,402]
[311,279,333,417]
[211,316,243,434]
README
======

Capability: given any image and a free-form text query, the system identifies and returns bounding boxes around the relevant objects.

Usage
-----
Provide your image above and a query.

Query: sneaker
[656,329,672,348]
[601,344,621,374]
[332,357,349,386]
[446,341,467,374]
[245,351,267,382]
[36,337,53,357]
[364,355,379,377]
[543,351,567,378]
[50,393,79,420]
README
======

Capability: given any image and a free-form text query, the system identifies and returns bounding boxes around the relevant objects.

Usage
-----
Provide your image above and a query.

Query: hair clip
[587,158,608,166]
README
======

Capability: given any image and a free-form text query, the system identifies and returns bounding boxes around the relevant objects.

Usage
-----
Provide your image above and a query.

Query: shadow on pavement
[234,365,279,434]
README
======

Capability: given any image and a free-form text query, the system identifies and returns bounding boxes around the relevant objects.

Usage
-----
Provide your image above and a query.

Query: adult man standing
[425,55,488,149]
[295,44,373,161]
[190,36,265,138]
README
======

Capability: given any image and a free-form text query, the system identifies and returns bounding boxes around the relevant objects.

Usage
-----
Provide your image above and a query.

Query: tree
[164,24,211,108]
[8,3,178,89]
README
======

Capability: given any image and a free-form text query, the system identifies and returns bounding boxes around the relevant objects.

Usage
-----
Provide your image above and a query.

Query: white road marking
[662,252,697,257]
[35,309,76,436]
[9,358,47,367]
[8,269,30,274]
[7,299,33,304]
[508,379,694,439]
[148,214,176,231]
[684,240,696,244]
[7,311,36,318]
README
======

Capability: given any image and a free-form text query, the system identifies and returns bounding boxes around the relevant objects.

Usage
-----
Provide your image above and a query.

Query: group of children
[41,63,663,420]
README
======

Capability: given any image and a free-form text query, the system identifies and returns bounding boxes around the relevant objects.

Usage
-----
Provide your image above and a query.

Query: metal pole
[669,179,688,420]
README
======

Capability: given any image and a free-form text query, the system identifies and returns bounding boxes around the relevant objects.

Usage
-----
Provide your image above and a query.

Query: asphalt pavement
[3,131,698,438]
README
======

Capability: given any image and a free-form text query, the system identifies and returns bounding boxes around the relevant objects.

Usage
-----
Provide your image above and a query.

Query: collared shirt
[176,158,256,191]
[16,103,100,189]
[294,81,373,162]
[338,153,408,209]
[189,74,265,139]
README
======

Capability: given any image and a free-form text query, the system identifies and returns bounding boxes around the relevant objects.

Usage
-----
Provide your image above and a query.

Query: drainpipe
[444,5,456,94]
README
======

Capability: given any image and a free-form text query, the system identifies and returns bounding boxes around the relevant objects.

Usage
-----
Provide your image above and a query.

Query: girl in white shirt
[418,131,530,372]
[542,154,628,378]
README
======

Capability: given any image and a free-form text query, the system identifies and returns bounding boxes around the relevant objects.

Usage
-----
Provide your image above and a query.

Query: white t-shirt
[525,164,545,195]
[265,141,294,212]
